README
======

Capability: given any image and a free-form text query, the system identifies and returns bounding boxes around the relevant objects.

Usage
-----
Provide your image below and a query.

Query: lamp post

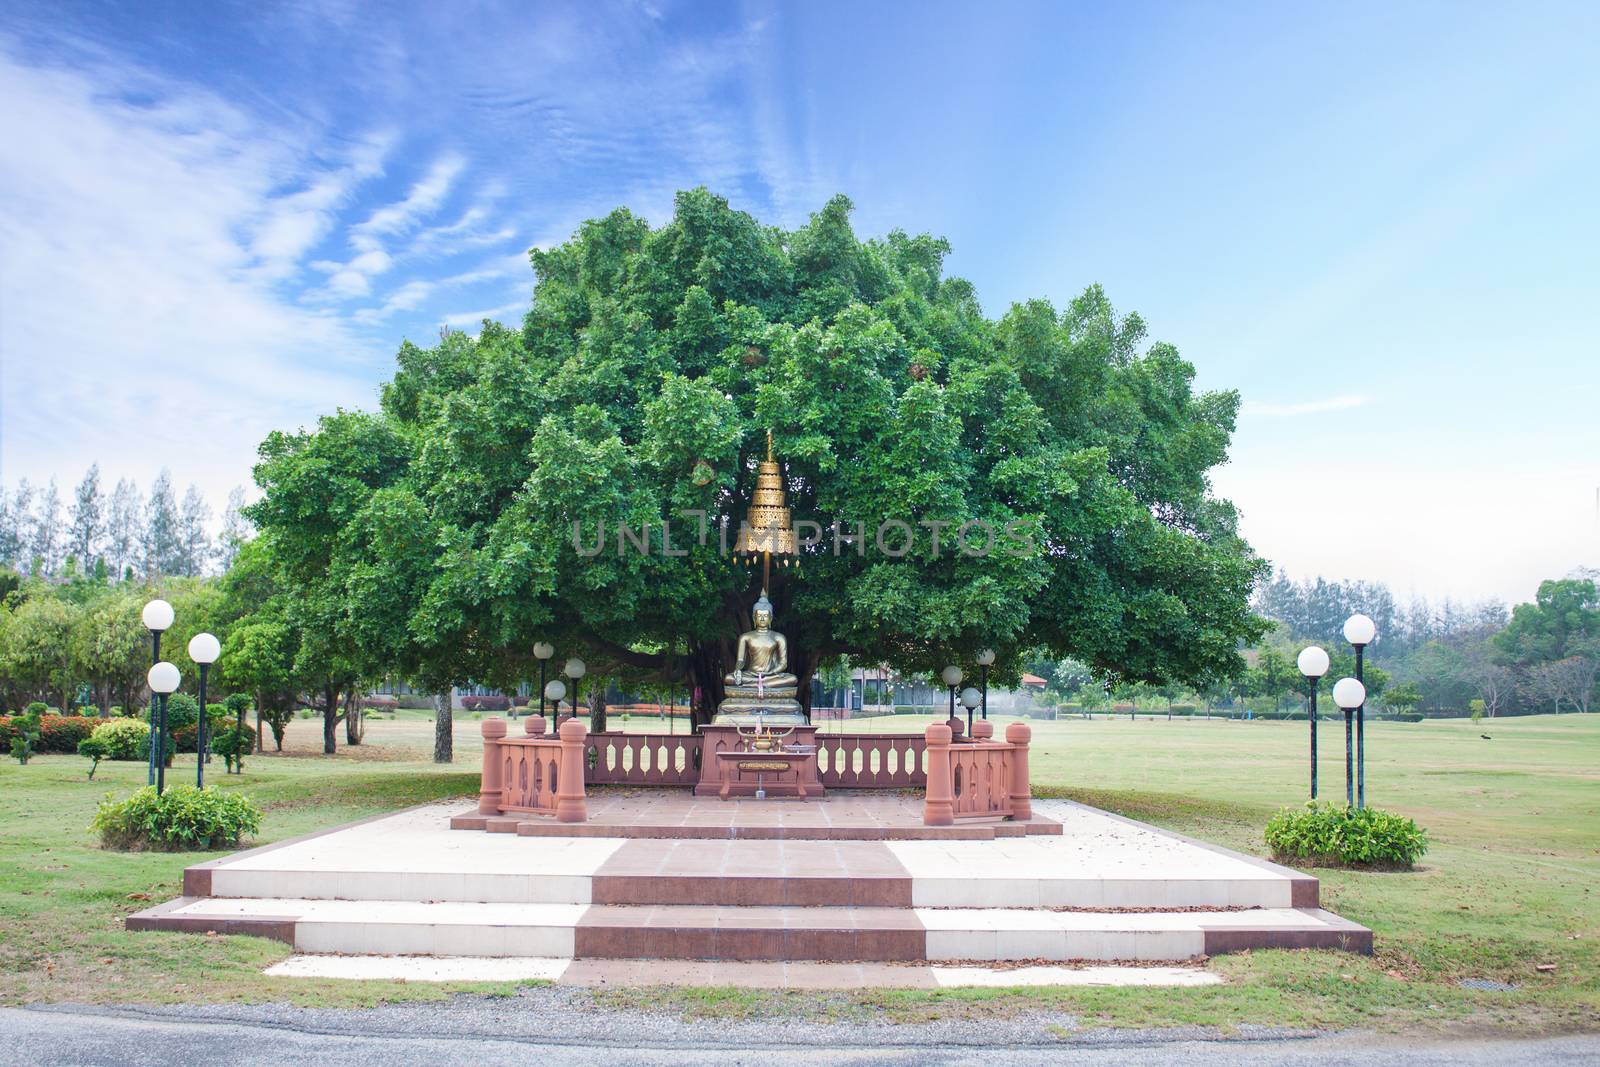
[543,679,567,724]
[960,687,981,738]
[188,633,220,789]
[533,642,554,724]
[141,599,174,786]
[1296,646,1330,799]
[1332,677,1365,809]
[1343,613,1376,809]
[940,665,962,731]
[976,649,995,721]
[147,661,180,794]
[563,658,587,730]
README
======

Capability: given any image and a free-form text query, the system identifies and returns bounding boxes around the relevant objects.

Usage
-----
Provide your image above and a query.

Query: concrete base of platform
[263,954,1224,988]
[128,795,1372,978]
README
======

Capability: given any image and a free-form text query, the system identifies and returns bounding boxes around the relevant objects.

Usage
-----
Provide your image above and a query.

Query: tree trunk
[433,692,453,763]
[322,683,338,755]
[687,641,725,731]
[345,690,364,745]
[590,687,608,734]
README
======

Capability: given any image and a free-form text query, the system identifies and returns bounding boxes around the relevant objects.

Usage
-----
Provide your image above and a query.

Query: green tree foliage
[1495,578,1599,666]
[0,596,75,711]
[248,190,1266,727]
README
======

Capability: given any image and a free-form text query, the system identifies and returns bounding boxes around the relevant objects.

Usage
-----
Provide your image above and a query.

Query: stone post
[523,715,546,737]
[970,720,994,741]
[923,723,954,826]
[478,718,507,815]
[1005,721,1032,821]
[555,718,588,823]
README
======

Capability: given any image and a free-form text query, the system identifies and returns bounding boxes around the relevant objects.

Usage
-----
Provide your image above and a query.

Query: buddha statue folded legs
[713,592,807,725]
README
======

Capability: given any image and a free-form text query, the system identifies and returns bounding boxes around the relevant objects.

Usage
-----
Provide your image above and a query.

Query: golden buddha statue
[726,594,797,691]
[715,592,805,724]
[713,430,807,726]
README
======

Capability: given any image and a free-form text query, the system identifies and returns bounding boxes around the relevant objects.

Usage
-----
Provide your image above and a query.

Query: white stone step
[163,898,584,957]
[916,906,1336,961]
[262,954,1224,987]
[156,897,1354,961]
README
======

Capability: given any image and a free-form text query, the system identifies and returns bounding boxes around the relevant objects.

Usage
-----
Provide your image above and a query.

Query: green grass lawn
[1,712,1596,1032]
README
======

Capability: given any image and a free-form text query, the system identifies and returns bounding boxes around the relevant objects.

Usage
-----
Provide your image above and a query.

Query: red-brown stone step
[590,840,913,907]
[573,905,926,961]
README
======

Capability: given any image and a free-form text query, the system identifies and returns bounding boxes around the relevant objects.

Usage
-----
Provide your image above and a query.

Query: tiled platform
[452,791,1063,840]
[129,796,1372,974]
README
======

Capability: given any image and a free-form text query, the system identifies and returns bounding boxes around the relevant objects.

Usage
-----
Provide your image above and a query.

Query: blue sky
[0,0,1596,603]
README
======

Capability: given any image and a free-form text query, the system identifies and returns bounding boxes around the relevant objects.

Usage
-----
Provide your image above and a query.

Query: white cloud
[1241,394,1367,418]
[0,40,378,507]
[350,153,465,252]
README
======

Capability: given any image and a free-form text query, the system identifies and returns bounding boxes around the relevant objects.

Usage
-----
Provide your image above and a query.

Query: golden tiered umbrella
[733,430,797,592]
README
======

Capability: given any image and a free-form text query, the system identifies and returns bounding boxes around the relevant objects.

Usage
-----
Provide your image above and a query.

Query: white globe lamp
[147,661,180,694]
[1296,646,1329,678]
[188,632,221,664]
[1333,677,1366,710]
[142,599,174,632]
[1343,613,1376,648]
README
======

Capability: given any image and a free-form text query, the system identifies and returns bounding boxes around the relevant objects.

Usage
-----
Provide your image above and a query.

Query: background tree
[1496,578,1599,666]
[30,479,62,575]
[105,478,143,580]
[218,487,252,571]
[143,471,181,578]
[1249,647,1296,713]
[0,483,29,568]
[248,189,1267,729]
[69,465,104,571]
[176,485,213,577]
[0,595,75,709]
[70,591,148,715]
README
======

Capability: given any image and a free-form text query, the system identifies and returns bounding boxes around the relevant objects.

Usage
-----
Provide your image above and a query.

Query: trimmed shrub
[396,695,435,710]
[210,722,257,774]
[9,711,41,763]
[460,694,511,711]
[78,736,110,779]
[90,718,151,761]
[362,694,400,711]
[1265,802,1428,869]
[171,706,228,753]
[91,785,262,851]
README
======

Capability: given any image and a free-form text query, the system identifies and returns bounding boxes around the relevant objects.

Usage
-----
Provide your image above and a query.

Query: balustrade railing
[500,736,563,814]
[922,720,1032,825]
[815,732,927,788]
[585,731,702,786]
[478,716,588,822]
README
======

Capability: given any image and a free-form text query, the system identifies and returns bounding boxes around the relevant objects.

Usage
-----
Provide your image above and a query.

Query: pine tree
[30,479,62,576]
[105,478,143,581]
[218,486,252,571]
[69,465,104,571]
[177,484,212,576]
[144,470,181,578]
[0,481,32,569]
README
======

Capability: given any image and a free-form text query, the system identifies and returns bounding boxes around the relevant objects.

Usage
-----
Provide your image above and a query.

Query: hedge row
[0,715,99,753]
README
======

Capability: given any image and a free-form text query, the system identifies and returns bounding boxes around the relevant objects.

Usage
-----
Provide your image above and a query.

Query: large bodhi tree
[249,189,1266,730]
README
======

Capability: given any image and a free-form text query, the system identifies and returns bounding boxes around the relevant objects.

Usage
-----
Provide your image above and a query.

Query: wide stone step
[130,898,1369,961]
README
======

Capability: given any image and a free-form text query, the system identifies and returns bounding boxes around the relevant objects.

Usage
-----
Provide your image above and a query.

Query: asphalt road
[3,1004,1597,1067]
